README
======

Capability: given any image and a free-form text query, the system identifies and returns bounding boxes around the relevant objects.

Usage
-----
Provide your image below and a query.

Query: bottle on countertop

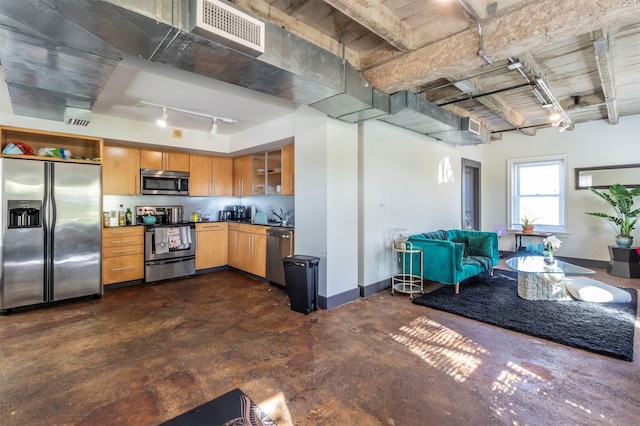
[125,207,132,226]
[118,204,126,227]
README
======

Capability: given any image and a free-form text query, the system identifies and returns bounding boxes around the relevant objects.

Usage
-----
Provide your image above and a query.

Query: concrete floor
[1,261,639,426]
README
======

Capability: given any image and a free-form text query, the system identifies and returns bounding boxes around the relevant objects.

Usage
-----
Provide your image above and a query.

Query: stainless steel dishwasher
[266,227,295,286]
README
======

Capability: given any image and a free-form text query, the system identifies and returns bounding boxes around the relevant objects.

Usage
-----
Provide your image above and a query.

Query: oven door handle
[146,257,195,266]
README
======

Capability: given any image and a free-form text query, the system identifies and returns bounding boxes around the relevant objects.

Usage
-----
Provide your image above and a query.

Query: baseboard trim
[360,279,391,297]
[321,287,360,310]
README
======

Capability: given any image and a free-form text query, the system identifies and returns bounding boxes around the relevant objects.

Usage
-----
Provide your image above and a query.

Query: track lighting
[140,101,237,132]
[549,111,562,123]
[156,107,168,128]
[533,77,573,132]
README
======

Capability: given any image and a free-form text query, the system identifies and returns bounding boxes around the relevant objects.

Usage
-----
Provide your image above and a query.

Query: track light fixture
[156,107,168,128]
[140,101,237,132]
[533,77,573,132]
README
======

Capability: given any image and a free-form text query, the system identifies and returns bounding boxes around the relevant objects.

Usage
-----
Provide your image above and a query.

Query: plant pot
[615,235,633,248]
[522,225,534,234]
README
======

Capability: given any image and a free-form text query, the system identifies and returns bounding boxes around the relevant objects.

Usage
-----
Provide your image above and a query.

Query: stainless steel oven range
[136,206,195,283]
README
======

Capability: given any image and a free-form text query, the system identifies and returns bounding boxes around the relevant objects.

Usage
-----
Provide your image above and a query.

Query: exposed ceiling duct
[63,107,92,126]
[0,0,490,145]
[380,92,490,144]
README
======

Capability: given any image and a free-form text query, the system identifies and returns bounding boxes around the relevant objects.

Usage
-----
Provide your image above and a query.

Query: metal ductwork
[309,62,389,122]
[0,0,490,144]
[0,0,122,123]
[379,92,490,144]
[430,117,491,145]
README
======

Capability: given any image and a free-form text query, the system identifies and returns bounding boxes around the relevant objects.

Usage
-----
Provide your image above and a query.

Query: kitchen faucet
[270,208,287,225]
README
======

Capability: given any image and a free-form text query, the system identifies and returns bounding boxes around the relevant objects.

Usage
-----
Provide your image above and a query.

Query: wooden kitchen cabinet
[281,144,294,195]
[233,155,252,196]
[102,145,140,195]
[140,149,190,171]
[189,154,232,196]
[228,223,267,277]
[195,222,228,270]
[228,226,241,269]
[102,226,144,285]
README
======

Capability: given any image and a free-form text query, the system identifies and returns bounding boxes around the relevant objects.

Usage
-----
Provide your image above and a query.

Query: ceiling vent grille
[63,107,91,126]
[191,0,265,56]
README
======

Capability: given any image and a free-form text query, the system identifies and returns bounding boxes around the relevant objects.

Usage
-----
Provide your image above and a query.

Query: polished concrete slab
[1,262,639,425]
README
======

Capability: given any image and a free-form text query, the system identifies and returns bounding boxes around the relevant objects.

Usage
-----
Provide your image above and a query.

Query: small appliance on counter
[218,210,233,221]
[253,212,268,225]
[232,205,249,222]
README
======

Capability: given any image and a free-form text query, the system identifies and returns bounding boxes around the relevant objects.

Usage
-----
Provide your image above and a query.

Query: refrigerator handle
[49,163,57,232]
[44,162,54,300]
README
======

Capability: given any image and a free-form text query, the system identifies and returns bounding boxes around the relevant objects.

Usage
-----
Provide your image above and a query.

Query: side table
[514,231,553,251]
[607,246,640,278]
[391,241,423,299]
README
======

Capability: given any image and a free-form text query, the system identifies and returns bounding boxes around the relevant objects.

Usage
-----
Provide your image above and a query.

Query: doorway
[462,159,481,230]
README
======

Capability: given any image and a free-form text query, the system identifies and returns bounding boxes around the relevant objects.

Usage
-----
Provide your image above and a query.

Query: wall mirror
[574,164,640,190]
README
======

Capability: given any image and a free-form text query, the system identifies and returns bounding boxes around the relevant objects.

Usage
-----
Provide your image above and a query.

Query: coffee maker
[232,205,248,222]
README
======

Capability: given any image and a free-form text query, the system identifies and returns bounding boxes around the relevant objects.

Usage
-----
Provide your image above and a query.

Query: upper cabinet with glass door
[252,150,283,195]
[266,150,282,195]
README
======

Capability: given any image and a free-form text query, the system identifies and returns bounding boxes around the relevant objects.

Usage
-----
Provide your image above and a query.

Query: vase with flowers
[543,235,561,265]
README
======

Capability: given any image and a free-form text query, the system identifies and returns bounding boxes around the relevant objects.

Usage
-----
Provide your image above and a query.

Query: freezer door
[51,162,102,301]
[0,159,46,309]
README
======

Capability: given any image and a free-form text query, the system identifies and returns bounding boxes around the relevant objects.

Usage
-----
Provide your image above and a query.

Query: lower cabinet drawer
[103,254,144,284]
[103,244,143,258]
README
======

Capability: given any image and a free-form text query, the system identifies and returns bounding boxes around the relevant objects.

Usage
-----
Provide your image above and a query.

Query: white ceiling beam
[363,0,640,93]
[322,0,413,51]
[591,28,620,125]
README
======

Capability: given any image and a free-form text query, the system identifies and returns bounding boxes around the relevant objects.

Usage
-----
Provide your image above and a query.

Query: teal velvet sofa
[403,229,499,293]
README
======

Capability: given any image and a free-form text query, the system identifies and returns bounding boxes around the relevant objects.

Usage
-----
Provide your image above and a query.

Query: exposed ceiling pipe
[456,0,495,66]
[437,82,533,106]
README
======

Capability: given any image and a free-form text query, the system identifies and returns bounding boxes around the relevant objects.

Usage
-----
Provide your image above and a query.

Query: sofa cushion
[452,239,471,257]
[422,230,449,240]
[468,234,492,256]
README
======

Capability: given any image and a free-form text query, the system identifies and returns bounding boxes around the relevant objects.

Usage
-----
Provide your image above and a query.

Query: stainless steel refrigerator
[0,158,102,313]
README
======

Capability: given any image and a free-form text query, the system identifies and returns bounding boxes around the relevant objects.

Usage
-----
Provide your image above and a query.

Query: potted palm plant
[585,183,640,247]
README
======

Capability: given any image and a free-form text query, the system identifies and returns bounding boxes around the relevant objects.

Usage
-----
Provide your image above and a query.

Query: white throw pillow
[563,277,632,303]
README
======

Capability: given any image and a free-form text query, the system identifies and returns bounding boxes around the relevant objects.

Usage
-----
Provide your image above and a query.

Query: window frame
[507,154,568,233]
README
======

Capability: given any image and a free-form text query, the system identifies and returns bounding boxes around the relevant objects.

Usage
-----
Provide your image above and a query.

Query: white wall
[326,118,359,301]
[290,106,359,305]
[359,120,483,287]
[482,115,640,261]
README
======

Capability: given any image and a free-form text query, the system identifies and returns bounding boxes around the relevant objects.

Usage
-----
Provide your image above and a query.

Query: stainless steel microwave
[140,169,190,195]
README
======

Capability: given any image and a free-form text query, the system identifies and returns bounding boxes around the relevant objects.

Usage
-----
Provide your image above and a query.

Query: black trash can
[282,255,320,314]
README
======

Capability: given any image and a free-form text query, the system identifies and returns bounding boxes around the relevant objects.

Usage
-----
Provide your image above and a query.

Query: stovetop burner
[136,205,185,226]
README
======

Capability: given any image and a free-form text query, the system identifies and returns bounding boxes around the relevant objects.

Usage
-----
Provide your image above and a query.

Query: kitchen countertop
[195,220,294,228]
[104,221,293,229]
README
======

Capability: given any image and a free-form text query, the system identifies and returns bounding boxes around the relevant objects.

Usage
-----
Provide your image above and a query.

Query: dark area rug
[413,269,637,361]
[160,388,276,426]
